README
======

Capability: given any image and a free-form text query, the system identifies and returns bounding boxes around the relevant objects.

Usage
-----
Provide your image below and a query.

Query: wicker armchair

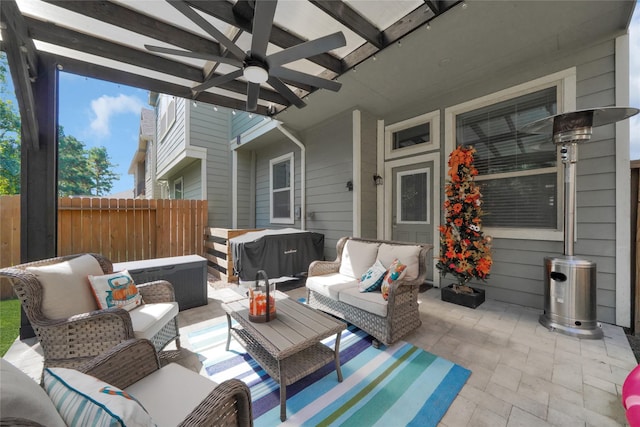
[80,338,253,427]
[0,253,180,370]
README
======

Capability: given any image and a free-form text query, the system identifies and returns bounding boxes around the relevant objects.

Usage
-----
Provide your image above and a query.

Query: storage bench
[113,255,207,310]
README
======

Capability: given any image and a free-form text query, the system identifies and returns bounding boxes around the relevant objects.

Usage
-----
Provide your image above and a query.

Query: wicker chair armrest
[136,280,176,303]
[31,306,133,330]
[80,339,160,389]
[308,260,340,277]
[178,379,253,427]
[0,418,46,427]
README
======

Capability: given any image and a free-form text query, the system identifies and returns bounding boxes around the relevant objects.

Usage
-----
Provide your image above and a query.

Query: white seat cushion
[25,254,102,319]
[128,302,179,341]
[125,363,218,427]
[306,273,359,299]
[377,244,421,281]
[338,286,388,317]
[338,240,380,279]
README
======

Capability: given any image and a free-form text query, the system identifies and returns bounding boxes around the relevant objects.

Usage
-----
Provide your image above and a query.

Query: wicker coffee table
[222,295,346,421]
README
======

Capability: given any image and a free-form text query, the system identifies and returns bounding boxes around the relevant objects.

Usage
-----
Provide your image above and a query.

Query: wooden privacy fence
[0,195,208,271]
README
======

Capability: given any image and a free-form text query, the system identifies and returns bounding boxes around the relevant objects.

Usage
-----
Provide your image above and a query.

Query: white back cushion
[26,254,102,319]
[338,240,380,279]
[0,358,66,427]
[377,244,421,281]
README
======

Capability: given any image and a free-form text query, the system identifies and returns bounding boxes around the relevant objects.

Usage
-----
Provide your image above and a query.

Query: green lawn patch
[0,298,21,357]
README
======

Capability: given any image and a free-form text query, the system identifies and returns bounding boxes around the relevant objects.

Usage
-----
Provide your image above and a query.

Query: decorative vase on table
[436,145,493,309]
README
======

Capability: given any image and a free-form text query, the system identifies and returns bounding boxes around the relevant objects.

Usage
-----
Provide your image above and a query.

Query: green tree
[58,127,93,196]
[1,53,121,197]
[88,146,119,196]
[0,53,21,195]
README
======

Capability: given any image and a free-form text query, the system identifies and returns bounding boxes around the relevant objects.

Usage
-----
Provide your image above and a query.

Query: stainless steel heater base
[539,256,603,340]
[538,313,603,339]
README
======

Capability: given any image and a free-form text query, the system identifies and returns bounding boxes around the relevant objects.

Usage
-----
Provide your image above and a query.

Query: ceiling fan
[145,0,346,112]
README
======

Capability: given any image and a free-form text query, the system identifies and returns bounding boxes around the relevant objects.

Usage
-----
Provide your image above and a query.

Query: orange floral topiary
[436,145,493,292]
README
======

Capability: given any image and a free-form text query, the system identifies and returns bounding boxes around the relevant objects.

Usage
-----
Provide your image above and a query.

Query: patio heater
[520,107,638,339]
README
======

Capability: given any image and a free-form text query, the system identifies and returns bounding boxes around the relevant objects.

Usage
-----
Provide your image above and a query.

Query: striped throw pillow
[43,367,155,427]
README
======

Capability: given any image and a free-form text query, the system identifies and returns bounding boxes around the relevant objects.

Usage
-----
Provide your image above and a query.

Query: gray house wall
[254,140,302,229]
[235,37,622,323]
[156,97,185,174]
[299,111,355,259]
[385,38,621,323]
[235,150,254,229]
[189,103,233,228]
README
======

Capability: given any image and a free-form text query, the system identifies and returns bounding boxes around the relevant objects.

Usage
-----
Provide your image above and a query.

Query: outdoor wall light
[346,180,353,191]
[373,174,383,185]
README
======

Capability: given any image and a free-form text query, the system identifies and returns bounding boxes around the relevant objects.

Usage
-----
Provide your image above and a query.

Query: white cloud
[89,94,143,138]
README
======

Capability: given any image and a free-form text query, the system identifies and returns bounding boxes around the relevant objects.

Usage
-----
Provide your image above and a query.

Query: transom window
[270,153,294,224]
[455,86,559,230]
[385,110,440,159]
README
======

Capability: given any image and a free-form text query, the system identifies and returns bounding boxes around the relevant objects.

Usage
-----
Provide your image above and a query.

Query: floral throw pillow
[381,259,407,300]
[358,259,387,292]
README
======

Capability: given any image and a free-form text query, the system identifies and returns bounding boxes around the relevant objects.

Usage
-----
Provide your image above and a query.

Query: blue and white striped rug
[188,321,470,426]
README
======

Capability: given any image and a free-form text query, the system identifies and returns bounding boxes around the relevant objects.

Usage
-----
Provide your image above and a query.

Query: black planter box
[441,284,485,309]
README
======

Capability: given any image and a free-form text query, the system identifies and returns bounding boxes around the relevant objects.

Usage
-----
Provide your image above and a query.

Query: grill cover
[231,228,324,281]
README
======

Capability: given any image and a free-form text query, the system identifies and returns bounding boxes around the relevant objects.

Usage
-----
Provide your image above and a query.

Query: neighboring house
[229,1,636,329]
[131,93,263,228]
[129,107,157,199]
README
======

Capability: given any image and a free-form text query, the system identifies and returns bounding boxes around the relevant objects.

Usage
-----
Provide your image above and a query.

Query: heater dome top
[519,106,638,143]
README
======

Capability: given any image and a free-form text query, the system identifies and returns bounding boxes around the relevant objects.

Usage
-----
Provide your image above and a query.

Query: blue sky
[58,73,148,195]
[3,4,640,196]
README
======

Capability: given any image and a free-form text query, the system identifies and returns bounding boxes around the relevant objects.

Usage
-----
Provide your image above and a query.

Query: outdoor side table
[222,295,346,421]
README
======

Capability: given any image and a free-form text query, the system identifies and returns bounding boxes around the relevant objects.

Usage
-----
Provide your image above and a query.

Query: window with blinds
[455,86,559,229]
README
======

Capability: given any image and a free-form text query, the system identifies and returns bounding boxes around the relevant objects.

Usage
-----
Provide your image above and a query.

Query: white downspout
[276,124,306,230]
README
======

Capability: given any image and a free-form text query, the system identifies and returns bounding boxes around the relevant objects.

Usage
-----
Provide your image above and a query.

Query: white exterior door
[384,153,440,285]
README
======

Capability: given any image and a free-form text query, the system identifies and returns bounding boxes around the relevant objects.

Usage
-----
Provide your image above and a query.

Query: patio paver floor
[4,284,635,427]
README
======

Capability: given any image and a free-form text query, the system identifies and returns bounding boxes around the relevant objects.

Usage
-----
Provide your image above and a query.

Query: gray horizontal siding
[157,97,185,173]
[231,111,264,139]
[303,111,354,259]
[189,103,232,228]
[425,38,620,323]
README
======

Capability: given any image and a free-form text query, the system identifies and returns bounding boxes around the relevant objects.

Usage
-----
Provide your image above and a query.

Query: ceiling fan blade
[168,0,246,61]
[247,82,260,112]
[268,76,306,108]
[267,32,346,67]
[145,45,243,67]
[192,69,243,93]
[250,0,277,60]
[270,67,342,92]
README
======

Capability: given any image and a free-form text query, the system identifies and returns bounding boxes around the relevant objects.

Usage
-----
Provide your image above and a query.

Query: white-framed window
[397,168,430,224]
[385,110,440,160]
[173,177,183,200]
[445,68,576,240]
[270,152,294,224]
[158,95,176,142]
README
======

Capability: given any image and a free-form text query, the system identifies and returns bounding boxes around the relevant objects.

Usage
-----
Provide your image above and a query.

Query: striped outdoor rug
[188,320,470,426]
